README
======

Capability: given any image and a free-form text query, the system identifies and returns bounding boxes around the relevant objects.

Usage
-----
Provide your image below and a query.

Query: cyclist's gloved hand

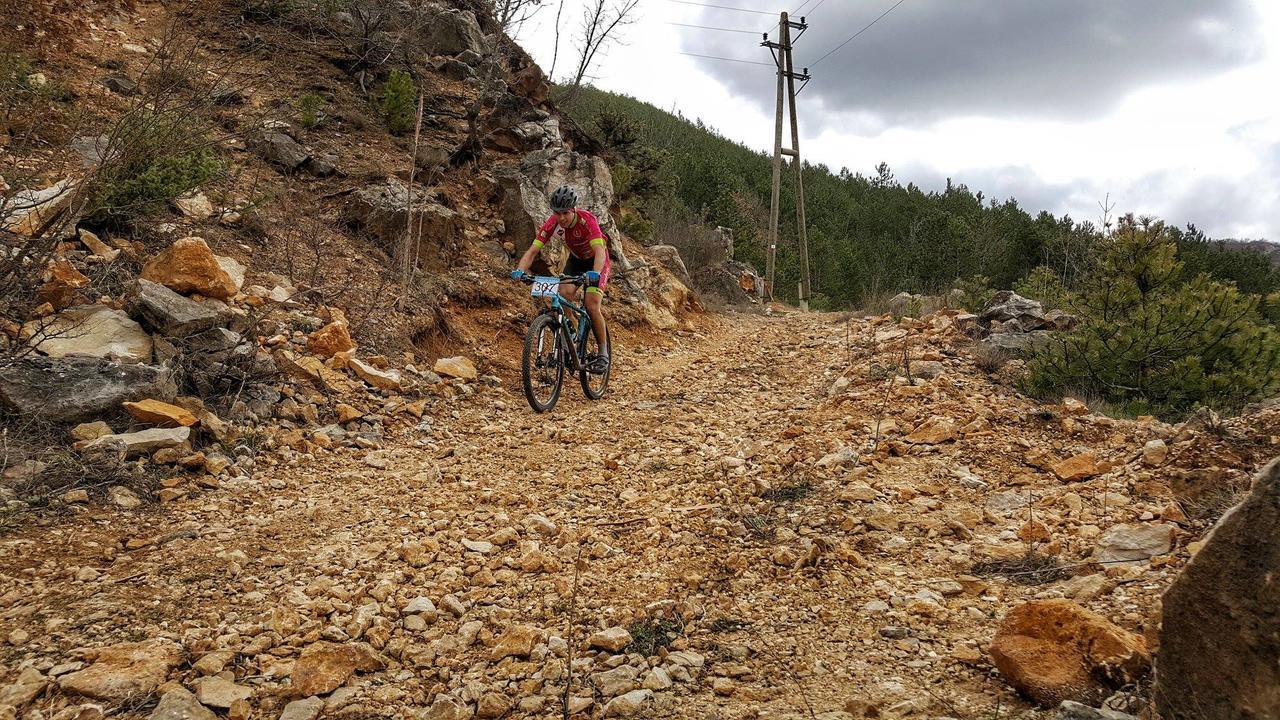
[585,270,601,283]
[511,269,527,281]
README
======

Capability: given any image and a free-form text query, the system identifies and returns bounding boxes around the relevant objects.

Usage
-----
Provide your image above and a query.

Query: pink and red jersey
[534,209,607,260]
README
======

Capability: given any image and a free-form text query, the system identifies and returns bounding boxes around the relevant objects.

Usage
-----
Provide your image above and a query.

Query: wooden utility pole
[765,14,785,303]
[762,13,812,309]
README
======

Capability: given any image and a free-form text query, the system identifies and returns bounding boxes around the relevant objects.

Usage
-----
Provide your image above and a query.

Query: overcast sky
[513,0,1280,241]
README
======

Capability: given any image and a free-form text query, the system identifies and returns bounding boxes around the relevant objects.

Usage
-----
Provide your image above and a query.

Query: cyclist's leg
[585,257,610,370]
[560,254,587,304]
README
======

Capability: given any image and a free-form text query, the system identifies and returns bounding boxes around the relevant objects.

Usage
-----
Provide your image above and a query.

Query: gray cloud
[686,0,1264,125]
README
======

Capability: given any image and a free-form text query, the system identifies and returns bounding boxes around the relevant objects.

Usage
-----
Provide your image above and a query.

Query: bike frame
[537,278,592,372]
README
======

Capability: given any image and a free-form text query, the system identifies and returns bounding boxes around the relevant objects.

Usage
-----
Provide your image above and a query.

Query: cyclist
[511,185,611,373]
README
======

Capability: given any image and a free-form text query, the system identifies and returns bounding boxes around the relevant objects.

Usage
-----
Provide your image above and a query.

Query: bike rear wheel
[580,323,611,400]
[523,313,565,413]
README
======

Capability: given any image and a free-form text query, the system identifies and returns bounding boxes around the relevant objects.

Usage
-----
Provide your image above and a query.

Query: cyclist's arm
[516,239,542,273]
[584,213,607,274]
[590,239,606,273]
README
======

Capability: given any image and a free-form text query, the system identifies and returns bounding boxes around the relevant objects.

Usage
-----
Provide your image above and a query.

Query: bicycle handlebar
[520,273,589,285]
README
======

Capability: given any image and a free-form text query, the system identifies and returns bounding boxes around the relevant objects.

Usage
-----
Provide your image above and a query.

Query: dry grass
[970,343,1012,374]
[971,551,1073,586]
[0,413,147,529]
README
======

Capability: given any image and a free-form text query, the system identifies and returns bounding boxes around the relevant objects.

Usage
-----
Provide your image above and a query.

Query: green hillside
[563,86,1280,312]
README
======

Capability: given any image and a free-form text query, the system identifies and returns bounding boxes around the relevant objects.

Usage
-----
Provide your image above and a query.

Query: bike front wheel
[523,313,565,413]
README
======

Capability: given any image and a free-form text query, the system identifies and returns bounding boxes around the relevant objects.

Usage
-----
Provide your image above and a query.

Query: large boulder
[421,4,486,56]
[343,180,460,271]
[990,599,1150,706]
[141,237,243,300]
[249,130,310,171]
[23,305,153,363]
[0,357,177,422]
[695,261,764,305]
[128,278,225,338]
[1155,457,1280,719]
[646,245,693,289]
[981,291,1051,332]
[495,148,628,271]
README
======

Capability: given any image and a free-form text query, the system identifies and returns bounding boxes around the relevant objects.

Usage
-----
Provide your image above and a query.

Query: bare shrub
[971,343,1011,374]
[650,204,729,278]
[0,415,137,509]
[1179,477,1251,524]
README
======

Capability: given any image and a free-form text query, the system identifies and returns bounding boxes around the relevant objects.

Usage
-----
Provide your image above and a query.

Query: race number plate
[530,277,560,298]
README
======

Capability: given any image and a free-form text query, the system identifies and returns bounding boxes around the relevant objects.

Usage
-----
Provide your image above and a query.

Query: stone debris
[76,426,191,455]
[588,626,634,652]
[1093,523,1176,565]
[57,640,182,702]
[288,642,384,697]
[149,687,216,720]
[2,301,1274,720]
[433,356,478,381]
[123,399,199,427]
[194,676,252,708]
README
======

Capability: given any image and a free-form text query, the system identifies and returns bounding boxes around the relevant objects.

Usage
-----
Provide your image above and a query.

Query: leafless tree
[549,0,567,78]
[560,0,641,105]
[491,0,548,34]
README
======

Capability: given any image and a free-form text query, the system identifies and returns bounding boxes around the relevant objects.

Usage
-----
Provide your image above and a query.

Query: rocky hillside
[1,0,741,512]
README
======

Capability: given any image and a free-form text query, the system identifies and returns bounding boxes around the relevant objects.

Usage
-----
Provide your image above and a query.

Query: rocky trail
[2,309,1277,720]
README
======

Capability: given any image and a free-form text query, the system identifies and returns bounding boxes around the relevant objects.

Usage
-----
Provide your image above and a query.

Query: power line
[806,0,828,15]
[666,0,778,16]
[667,21,760,34]
[811,0,908,66]
[678,51,774,66]
[792,0,817,14]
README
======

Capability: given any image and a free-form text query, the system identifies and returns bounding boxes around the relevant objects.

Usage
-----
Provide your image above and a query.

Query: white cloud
[512,0,1280,240]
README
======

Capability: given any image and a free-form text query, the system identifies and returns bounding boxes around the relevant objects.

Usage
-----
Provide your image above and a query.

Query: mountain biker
[511,184,611,372]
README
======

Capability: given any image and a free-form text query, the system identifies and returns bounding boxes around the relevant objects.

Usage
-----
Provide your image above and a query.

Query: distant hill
[565,86,1280,310]
[1221,239,1280,266]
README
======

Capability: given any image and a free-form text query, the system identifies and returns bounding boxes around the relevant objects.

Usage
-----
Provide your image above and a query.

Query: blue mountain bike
[520,274,612,413]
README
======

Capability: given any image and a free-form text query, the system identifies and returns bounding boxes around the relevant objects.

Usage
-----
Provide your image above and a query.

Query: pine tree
[380,70,415,135]
[1026,218,1280,417]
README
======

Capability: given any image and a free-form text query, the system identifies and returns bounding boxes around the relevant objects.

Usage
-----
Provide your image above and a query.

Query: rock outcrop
[343,180,460,271]
[1155,457,1280,719]
[496,148,626,271]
